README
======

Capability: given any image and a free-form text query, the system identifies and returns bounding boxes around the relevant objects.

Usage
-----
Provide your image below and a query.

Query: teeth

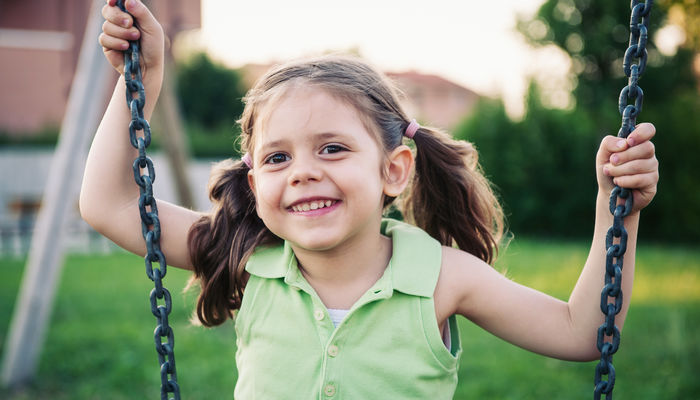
[292,200,335,212]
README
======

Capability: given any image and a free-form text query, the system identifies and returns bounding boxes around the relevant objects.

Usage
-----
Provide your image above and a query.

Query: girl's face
[247,87,390,254]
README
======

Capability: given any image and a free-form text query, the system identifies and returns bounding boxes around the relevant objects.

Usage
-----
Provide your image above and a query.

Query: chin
[289,238,340,252]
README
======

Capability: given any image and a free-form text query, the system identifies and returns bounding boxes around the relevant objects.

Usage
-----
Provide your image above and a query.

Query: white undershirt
[327,308,350,328]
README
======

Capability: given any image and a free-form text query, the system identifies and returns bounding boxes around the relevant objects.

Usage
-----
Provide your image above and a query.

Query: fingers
[99,23,139,50]
[626,122,655,147]
[609,139,655,167]
[102,2,133,29]
[122,0,161,36]
[610,170,659,191]
[100,0,159,42]
[597,122,659,197]
[602,138,658,185]
[597,122,656,161]
[101,4,138,51]
[100,0,164,78]
[604,157,658,187]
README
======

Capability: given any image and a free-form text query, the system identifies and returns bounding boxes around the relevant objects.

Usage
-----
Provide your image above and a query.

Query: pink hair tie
[405,119,420,139]
[242,153,253,169]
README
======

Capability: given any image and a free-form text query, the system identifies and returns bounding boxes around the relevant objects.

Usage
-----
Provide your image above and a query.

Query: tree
[457,0,700,242]
[175,53,246,129]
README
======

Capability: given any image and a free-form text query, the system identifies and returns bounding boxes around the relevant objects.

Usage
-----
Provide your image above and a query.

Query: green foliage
[175,53,246,130]
[169,52,248,158]
[185,121,243,158]
[456,86,599,238]
[458,0,700,241]
[0,125,59,148]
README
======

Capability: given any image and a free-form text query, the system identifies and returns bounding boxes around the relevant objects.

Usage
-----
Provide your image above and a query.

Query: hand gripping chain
[594,1,653,399]
[116,1,180,399]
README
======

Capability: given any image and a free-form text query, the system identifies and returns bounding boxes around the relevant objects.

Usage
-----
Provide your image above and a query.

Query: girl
[83,0,659,398]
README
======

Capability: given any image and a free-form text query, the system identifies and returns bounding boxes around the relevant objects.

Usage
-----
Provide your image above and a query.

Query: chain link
[594,1,652,399]
[116,2,180,399]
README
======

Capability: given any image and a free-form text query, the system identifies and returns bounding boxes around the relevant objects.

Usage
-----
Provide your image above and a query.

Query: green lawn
[1,239,698,399]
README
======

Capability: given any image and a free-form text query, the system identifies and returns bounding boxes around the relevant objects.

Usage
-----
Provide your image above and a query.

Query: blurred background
[1,0,698,398]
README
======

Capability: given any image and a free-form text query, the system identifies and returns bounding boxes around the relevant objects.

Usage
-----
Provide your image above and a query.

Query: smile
[289,199,338,213]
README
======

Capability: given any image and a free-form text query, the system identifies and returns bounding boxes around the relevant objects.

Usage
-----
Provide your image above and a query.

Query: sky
[182,0,573,117]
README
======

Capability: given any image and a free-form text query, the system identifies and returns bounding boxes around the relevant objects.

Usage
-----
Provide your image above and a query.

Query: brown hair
[188,55,504,327]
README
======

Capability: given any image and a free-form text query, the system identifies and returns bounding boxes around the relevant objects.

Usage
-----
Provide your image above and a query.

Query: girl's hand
[99,0,164,80]
[596,122,658,213]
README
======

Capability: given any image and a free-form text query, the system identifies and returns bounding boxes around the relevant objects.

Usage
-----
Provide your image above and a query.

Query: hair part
[187,54,504,327]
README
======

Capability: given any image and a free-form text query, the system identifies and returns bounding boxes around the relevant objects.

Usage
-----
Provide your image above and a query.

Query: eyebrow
[258,131,354,151]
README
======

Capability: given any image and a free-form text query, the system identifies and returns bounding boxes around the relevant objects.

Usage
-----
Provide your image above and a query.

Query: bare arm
[438,123,658,361]
[79,0,200,269]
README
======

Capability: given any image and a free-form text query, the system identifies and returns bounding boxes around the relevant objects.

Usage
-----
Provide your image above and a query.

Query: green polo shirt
[234,219,462,399]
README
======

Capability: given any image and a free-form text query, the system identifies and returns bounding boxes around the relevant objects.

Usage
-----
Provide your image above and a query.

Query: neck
[290,225,392,308]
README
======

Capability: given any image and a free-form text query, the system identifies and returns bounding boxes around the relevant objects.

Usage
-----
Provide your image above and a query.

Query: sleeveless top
[234,219,462,399]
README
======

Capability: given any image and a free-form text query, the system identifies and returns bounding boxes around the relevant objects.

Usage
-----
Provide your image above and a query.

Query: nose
[288,157,323,186]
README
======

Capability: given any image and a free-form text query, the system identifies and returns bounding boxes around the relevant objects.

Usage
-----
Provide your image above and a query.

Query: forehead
[253,85,375,149]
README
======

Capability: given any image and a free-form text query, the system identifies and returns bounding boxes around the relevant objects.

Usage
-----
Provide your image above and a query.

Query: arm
[438,123,658,361]
[79,0,200,269]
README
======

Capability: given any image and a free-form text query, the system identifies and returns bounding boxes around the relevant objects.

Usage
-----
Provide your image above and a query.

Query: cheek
[253,175,283,210]
[342,163,386,200]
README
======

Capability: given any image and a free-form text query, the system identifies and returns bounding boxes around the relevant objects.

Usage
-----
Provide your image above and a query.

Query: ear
[383,145,414,197]
[247,170,261,217]
[247,170,256,194]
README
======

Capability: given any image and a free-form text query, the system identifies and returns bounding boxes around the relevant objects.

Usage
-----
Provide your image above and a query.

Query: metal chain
[594,1,652,399]
[116,1,180,399]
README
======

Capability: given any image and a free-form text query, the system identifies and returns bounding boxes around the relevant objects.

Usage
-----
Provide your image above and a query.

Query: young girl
[84,0,659,398]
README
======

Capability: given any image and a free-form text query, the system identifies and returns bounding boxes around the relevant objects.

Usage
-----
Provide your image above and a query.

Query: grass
[1,239,698,399]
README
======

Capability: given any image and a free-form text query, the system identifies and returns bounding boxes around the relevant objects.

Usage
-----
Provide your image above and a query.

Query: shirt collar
[245,218,441,298]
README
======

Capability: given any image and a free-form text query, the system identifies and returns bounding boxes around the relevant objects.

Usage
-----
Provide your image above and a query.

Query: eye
[264,152,290,164]
[321,144,348,154]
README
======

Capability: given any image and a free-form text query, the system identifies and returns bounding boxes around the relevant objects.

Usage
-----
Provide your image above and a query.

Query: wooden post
[154,49,195,209]
[0,0,112,387]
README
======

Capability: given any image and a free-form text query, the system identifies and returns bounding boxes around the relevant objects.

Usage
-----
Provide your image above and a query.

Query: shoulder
[433,246,499,321]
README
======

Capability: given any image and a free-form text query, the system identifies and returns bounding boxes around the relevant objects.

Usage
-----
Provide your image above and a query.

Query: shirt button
[327,344,339,357]
[314,309,325,321]
[324,383,336,397]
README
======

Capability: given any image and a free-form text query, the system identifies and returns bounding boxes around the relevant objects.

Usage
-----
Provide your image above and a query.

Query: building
[0,0,200,135]
[387,70,479,131]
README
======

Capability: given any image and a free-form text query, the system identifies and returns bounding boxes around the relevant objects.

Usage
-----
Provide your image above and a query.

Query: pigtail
[187,158,279,327]
[405,127,504,265]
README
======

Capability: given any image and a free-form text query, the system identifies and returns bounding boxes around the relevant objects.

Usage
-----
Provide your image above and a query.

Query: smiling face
[247,85,390,254]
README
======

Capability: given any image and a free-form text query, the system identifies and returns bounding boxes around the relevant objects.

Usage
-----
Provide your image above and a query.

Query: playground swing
[116,1,654,399]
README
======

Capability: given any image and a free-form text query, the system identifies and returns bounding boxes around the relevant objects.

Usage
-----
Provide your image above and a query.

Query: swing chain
[117,1,180,399]
[594,1,652,399]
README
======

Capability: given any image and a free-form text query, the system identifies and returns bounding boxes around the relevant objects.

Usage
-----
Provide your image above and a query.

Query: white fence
[0,218,117,258]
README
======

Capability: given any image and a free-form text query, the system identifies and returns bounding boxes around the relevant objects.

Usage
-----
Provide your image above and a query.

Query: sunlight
[177,0,571,118]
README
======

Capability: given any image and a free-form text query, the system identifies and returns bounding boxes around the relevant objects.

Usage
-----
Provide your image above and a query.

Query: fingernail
[616,139,626,149]
[122,19,130,27]
[603,166,610,176]
[126,0,139,10]
[611,154,619,165]
[627,137,636,146]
